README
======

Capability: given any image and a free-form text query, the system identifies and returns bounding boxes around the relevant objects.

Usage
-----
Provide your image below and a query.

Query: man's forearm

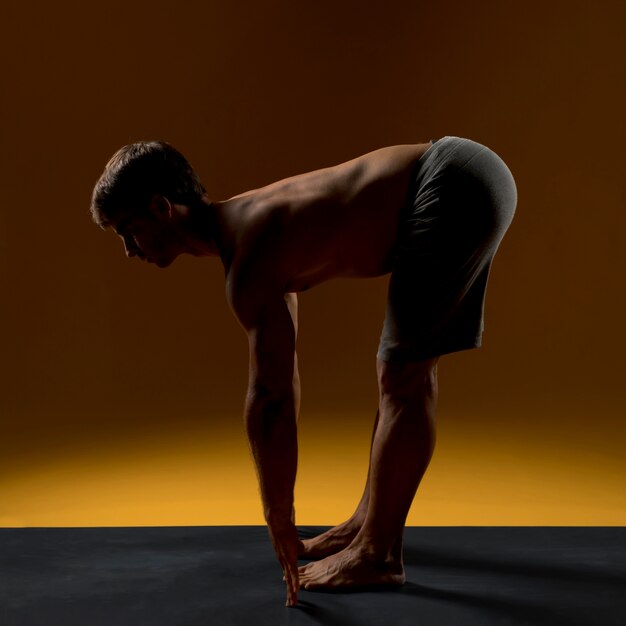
[244,392,298,524]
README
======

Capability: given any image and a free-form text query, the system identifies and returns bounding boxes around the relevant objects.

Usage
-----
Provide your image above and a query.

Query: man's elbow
[246,381,295,411]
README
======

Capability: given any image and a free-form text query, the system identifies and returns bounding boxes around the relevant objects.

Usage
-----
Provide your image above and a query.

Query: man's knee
[376,356,439,405]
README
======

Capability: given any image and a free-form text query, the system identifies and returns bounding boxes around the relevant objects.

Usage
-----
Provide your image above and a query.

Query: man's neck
[183,197,224,259]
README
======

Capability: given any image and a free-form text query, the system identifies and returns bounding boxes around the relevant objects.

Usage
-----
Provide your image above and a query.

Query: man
[90,137,517,606]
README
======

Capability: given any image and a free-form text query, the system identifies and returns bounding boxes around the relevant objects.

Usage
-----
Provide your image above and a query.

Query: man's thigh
[377,138,516,363]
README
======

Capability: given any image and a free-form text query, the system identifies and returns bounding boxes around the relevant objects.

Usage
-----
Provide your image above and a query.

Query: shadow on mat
[402,544,626,586]
[399,582,585,626]
[293,600,365,626]
[297,580,577,626]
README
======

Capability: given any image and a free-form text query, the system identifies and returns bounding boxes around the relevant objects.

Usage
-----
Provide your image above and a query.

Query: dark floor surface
[1,526,625,626]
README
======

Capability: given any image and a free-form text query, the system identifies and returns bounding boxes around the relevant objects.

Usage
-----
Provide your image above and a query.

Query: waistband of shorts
[414,136,493,179]
[421,135,464,159]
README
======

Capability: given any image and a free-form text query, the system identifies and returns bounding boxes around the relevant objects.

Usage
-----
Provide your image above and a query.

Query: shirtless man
[90,137,516,606]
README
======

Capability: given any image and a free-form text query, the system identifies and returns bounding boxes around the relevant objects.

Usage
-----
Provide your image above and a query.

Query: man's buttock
[378,136,517,363]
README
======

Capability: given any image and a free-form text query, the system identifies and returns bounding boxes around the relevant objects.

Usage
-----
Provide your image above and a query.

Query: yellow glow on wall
[2,411,624,527]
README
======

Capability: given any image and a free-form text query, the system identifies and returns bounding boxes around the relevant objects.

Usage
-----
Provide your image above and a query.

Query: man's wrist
[265,509,294,527]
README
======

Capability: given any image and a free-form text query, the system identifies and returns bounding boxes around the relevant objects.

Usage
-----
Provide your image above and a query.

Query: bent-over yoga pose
[90,136,517,606]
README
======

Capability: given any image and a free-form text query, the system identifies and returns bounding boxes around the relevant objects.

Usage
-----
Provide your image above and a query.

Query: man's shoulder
[224,258,292,333]
[223,205,291,315]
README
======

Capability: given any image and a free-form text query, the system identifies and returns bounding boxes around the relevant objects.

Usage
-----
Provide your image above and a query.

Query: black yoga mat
[2,526,625,626]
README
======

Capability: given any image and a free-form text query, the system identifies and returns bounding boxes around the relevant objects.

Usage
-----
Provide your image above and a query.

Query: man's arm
[242,290,299,524]
[227,274,302,605]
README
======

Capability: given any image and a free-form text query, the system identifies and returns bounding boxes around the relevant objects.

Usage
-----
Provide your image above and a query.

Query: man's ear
[148,194,173,218]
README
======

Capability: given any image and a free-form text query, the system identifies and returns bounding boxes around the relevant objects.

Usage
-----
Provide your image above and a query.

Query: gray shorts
[377,136,517,362]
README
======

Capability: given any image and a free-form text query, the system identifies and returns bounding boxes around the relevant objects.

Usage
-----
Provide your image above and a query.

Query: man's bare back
[216,142,432,294]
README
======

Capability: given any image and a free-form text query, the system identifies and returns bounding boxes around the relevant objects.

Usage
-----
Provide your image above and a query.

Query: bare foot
[298,546,405,590]
[299,520,361,559]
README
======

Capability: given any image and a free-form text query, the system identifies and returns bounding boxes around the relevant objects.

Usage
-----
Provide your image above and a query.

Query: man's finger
[286,577,298,606]
[281,559,299,606]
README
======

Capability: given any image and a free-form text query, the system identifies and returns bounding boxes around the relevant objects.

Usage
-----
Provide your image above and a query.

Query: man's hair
[90,141,206,228]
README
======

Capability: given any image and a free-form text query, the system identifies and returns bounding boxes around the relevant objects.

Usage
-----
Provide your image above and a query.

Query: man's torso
[218,142,432,295]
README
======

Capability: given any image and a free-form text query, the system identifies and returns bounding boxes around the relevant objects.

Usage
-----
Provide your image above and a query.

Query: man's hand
[267,519,304,606]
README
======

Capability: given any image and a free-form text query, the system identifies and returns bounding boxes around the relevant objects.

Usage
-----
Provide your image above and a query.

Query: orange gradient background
[1,1,625,527]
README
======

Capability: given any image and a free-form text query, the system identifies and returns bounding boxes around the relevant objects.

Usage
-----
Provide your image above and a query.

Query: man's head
[91,141,206,267]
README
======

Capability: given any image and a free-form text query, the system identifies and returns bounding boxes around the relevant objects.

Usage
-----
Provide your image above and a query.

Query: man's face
[111,211,179,268]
